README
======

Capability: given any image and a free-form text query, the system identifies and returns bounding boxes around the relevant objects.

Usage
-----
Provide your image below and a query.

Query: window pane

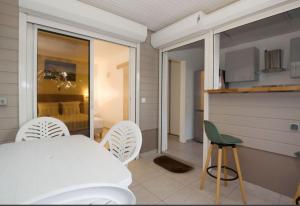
[37,30,90,136]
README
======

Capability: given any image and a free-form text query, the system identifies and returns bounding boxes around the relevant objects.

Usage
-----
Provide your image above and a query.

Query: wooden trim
[233,147,247,204]
[206,85,300,94]
[200,144,213,190]
[216,148,223,204]
[223,147,228,187]
[294,183,300,202]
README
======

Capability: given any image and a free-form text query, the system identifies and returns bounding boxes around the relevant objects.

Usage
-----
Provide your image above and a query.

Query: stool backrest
[204,120,222,144]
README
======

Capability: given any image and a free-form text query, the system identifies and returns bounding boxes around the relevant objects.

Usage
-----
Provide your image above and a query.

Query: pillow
[61,101,81,115]
[38,102,59,116]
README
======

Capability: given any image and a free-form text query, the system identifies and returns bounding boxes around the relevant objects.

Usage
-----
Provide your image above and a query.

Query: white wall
[168,47,204,140]
[94,41,129,128]
[220,30,300,88]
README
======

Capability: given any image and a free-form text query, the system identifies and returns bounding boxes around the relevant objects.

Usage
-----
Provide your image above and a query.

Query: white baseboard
[140,149,158,157]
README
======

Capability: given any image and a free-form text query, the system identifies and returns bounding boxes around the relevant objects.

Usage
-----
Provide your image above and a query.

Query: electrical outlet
[0,97,7,106]
[290,123,299,131]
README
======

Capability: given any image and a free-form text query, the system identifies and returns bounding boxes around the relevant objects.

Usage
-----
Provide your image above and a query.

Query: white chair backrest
[100,121,142,165]
[25,184,136,205]
[15,117,70,142]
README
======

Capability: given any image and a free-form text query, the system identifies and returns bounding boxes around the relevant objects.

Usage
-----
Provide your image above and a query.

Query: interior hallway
[165,134,203,166]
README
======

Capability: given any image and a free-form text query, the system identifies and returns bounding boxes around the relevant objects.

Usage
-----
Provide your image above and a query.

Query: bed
[37,94,89,135]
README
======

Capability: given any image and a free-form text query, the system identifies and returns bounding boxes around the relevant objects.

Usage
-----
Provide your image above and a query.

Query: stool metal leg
[223,147,228,187]
[233,147,247,204]
[200,144,213,190]
[216,147,223,204]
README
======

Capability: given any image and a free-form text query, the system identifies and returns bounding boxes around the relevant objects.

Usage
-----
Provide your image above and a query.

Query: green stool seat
[220,134,243,145]
[204,120,243,146]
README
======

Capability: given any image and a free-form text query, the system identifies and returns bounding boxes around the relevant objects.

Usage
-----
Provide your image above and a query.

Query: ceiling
[79,0,237,31]
[220,7,300,48]
[170,39,204,51]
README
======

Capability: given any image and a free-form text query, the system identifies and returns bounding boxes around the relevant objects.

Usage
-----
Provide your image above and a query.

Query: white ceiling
[79,0,237,31]
[221,7,300,48]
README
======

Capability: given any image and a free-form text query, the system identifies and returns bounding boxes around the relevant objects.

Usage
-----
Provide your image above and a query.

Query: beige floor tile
[278,194,294,205]
[130,143,289,205]
[130,184,162,205]
[225,181,281,204]
[164,185,214,205]
[166,136,203,167]
[162,167,200,186]
[141,174,185,200]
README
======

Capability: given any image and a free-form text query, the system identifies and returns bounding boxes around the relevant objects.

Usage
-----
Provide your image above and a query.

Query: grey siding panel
[0,83,18,95]
[0,0,19,144]
[0,3,19,17]
[0,36,18,50]
[0,0,18,6]
[0,14,18,28]
[0,25,18,39]
[213,146,300,197]
[140,129,158,153]
[0,107,18,118]
[0,72,18,83]
[0,118,18,129]
[0,49,18,61]
[139,31,159,152]
[210,92,300,196]
[0,129,17,144]
[0,60,18,72]
[209,93,300,156]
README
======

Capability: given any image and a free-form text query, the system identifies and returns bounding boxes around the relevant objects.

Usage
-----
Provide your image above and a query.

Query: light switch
[0,97,7,106]
[141,97,146,103]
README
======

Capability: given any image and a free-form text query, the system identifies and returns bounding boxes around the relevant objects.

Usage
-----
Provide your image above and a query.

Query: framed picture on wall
[44,60,76,81]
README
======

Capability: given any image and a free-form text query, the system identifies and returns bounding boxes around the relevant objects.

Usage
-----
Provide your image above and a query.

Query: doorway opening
[165,40,205,167]
[93,40,130,142]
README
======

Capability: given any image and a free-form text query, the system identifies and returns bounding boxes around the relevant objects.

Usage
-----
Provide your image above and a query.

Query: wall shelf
[206,85,300,94]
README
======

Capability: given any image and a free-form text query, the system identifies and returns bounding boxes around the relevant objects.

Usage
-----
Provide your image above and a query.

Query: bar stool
[200,120,247,204]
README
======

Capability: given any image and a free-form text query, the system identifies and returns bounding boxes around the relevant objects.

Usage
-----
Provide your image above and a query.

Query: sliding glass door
[37,29,90,136]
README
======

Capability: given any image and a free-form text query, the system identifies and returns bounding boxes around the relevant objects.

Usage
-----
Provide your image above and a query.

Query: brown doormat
[153,155,193,173]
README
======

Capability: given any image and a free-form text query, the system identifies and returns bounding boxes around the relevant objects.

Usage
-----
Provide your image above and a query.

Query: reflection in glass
[37,30,90,136]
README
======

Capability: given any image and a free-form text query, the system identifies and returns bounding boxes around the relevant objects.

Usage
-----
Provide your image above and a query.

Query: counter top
[206,85,300,94]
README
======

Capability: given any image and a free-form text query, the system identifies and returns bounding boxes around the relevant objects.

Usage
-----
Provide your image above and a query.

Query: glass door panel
[37,30,90,136]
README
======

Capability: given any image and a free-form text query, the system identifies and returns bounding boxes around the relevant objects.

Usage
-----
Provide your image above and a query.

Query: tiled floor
[165,135,203,166]
[128,152,294,205]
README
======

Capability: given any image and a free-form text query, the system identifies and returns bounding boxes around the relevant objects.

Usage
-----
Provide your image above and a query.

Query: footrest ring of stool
[207,165,238,181]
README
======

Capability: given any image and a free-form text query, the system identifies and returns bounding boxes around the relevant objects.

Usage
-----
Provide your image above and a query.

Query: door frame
[19,12,140,139]
[158,32,216,167]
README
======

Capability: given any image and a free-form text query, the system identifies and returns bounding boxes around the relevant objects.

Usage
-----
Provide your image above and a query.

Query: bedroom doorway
[93,40,130,142]
[21,20,139,140]
[37,29,90,136]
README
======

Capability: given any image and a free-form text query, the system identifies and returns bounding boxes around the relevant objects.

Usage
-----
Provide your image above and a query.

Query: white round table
[0,135,132,204]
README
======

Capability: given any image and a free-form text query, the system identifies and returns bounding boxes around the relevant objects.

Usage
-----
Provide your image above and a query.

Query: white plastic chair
[15,117,70,142]
[25,184,136,205]
[100,121,142,165]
